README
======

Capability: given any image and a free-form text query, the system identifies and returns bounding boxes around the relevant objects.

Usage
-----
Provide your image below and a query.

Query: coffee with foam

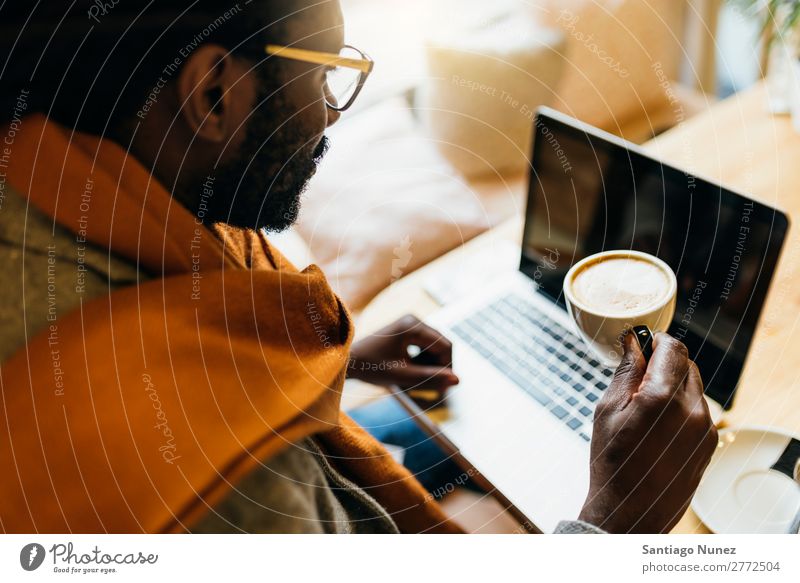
[563,250,677,366]
[570,256,671,316]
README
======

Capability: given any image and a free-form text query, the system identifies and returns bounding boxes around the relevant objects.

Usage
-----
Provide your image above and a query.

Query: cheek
[284,75,329,142]
[304,103,329,145]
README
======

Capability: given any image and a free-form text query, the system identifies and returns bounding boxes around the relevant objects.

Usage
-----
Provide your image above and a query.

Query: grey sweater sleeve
[553,520,606,534]
[190,439,399,534]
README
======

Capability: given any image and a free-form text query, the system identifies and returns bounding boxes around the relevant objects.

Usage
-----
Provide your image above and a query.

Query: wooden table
[357,82,800,533]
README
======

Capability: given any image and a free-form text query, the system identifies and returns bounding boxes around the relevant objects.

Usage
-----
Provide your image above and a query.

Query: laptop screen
[521,108,789,408]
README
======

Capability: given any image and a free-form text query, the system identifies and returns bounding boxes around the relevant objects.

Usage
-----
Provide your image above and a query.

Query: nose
[326,105,341,127]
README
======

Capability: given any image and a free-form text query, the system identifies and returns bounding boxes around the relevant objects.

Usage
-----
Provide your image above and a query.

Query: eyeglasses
[265,44,374,112]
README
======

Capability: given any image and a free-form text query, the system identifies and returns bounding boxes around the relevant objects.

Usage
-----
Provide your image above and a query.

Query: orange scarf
[0,114,459,534]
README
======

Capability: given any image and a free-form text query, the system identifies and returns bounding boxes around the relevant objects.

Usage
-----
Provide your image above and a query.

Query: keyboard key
[579,433,591,442]
[520,384,552,408]
[453,294,604,436]
[566,417,582,431]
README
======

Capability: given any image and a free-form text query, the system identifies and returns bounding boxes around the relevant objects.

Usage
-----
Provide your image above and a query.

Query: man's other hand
[348,315,459,401]
[578,333,718,533]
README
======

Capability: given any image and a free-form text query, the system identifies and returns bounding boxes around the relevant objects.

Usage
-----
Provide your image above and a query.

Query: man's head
[0,0,346,231]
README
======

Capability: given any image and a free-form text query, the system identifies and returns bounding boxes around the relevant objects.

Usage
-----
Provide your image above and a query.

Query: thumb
[601,332,647,410]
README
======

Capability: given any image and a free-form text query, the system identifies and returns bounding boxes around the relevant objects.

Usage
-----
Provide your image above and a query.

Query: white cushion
[537,0,683,131]
[422,14,566,178]
[296,98,526,311]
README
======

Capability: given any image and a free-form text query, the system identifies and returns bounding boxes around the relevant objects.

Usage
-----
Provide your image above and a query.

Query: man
[0,0,716,534]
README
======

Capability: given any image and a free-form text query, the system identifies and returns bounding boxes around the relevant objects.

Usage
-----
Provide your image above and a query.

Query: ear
[177,44,247,143]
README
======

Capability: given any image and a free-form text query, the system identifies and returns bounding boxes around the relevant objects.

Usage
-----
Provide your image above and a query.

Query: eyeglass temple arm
[265,45,373,73]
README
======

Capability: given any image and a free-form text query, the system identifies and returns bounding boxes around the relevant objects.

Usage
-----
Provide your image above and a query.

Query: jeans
[349,396,475,495]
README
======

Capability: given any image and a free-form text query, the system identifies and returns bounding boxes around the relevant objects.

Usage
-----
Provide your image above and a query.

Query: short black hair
[0,1,301,135]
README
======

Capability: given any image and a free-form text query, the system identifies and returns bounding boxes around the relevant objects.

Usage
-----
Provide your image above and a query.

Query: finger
[601,332,646,410]
[392,364,459,391]
[375,314,422,339]
[641,333,690,400]
[684,360,709,415]
[685,360,704,398]
[406,321,453,366]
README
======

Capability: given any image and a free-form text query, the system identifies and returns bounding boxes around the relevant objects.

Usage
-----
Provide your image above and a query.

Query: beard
[203,81,330,232]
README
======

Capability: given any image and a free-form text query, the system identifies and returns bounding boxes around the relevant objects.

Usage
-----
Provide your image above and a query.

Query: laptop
[414,107,790,532]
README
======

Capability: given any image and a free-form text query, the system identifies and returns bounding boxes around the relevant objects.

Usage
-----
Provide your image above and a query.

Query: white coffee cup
[563,250,677,367]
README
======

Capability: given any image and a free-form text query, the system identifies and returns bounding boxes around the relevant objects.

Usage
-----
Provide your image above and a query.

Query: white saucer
[692,426,800,533]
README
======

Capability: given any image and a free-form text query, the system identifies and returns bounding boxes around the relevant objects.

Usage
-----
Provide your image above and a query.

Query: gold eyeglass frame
[265,44,374,111]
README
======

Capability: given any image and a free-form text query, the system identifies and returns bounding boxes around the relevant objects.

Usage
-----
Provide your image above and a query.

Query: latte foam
[571,256,670,315]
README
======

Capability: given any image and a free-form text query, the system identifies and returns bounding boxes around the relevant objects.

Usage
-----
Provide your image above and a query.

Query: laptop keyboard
[451,294,615,442]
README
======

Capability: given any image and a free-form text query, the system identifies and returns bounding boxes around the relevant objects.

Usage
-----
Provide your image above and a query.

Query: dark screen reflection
[521,113,789,408]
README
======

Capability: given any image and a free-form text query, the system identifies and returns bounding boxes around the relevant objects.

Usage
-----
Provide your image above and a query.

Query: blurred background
[274,0,774,313]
